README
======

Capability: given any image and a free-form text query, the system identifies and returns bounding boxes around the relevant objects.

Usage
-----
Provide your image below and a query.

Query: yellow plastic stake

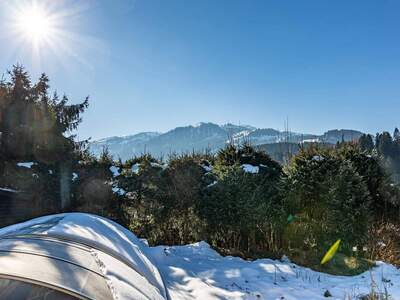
[321,239,341,265]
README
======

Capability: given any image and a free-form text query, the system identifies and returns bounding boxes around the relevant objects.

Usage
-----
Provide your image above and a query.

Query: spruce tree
[0,65,88,211]
[358,134,374,152]
[376,132,394,157]
[394,128,400,142]
[0,65,88,162]
[326,161,371,249]
[391,128,400,182]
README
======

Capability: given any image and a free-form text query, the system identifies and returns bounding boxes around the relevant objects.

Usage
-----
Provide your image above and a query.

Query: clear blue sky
[0,0,399,140]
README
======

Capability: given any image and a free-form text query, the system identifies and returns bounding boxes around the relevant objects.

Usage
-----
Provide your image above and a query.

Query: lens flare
[17,5,52,43]
[13,1,57,48]
[2,0,105,71]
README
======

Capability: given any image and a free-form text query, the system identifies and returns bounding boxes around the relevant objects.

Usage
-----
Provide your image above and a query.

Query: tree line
[1,67,400,272]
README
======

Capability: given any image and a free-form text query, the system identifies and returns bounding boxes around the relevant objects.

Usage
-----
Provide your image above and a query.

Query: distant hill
[319,129,363,144]
[91,132,162,160]
[89,123,363,161]
[256,142,335,164]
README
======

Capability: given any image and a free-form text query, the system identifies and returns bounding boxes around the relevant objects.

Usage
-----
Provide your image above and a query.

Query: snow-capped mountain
[89,123,363,160]
[90,132,161,160]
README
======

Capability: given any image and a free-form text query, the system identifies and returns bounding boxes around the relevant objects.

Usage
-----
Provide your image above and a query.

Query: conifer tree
[0,65,88,211]
[394,128,400,142]
[358,134,374,152]
[326,161,371,249]
[0,65,88,162]
[376,132,394,157]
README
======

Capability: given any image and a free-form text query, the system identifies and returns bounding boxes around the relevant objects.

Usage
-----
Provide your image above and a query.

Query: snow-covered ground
[1,213,399,300]
[149,242,400,300]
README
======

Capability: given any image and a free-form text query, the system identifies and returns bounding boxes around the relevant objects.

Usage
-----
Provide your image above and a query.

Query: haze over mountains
[89,122,363,160]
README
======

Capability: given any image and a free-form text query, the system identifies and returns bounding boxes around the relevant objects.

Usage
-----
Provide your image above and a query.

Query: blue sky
[0,0,399,140]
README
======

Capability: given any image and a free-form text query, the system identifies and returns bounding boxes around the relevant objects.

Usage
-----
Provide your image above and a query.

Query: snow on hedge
[207,181,217,188]
[132,163,140,174]
[17,162,36,168]
[109,166,120,177]
[241,164,259,174]
[312,155,324,161]
[72,172,78,181]
[112,186,126,195]
[151,162,168,170]
[201,164,213,172]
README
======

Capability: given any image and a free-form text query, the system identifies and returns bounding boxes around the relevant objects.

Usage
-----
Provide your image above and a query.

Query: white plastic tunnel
[0,213,168,300]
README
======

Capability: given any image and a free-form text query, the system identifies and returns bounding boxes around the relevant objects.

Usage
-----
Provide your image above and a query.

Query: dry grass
[367,222,400,267]
[289,250,374,276]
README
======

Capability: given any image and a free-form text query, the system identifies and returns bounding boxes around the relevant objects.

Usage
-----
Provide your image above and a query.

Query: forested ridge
[1,67,400,274]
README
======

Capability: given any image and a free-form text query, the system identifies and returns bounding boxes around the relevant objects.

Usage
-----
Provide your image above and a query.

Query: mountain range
[89,122,363,161]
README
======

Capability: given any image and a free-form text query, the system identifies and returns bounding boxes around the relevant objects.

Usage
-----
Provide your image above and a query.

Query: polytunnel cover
[0,213,168,300]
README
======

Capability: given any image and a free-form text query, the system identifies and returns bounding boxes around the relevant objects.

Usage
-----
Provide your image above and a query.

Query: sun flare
[5,0,99,71]
[15,3,54,45]
[19,8,50,41]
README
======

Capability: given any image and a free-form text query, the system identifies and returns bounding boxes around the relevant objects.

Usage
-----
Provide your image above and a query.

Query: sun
[19,7,51,42]
[4,0,98,71]
[15,3,54,45]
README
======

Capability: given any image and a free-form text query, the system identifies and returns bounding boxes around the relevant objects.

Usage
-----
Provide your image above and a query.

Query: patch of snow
[0,187,17,193]
[231,130,252,144]
[302,138,320,143]
[377,241,386,248]
[241,164,259,174]
[109,166,120,177]
[72,172,78,181]
[151,162,167,170]
[17,162,36,168]
[112,187,126,196]
[201,164,213,172]
[312,155,324,161]
[207,181,217,188]
[132,163,140,174]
